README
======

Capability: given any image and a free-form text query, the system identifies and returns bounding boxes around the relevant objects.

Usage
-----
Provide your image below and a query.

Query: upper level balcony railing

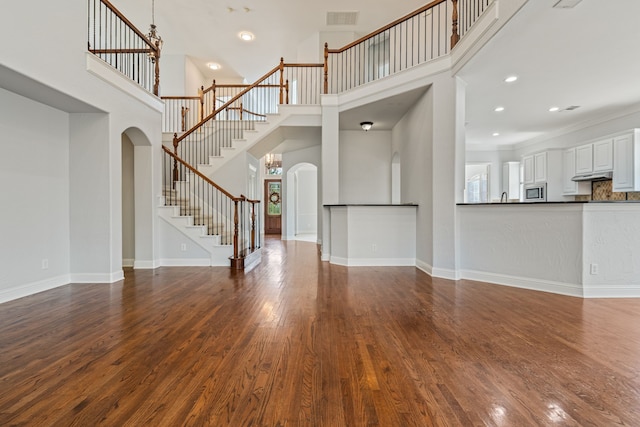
[87,0,161,95]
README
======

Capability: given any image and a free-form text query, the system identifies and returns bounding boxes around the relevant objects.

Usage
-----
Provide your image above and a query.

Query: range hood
[571,171,613,182]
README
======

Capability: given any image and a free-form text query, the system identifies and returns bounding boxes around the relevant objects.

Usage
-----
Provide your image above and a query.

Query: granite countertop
[458,200,640,206]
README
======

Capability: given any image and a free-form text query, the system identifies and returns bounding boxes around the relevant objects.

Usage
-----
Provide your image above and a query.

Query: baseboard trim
[0,275,71,304]
[122,258,135,268]
[134,260,160,269]
[70,271,124,284]
[159,258,212,267]
[330,256,416,267]
[583,285,640,298]
[460,269,583,298]
[415,260,433,276]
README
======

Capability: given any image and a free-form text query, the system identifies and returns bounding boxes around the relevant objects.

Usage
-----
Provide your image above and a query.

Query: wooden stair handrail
[96,0,159,55]
[326,0,448,54]
[162,146,240,201]
[175,62,283,144]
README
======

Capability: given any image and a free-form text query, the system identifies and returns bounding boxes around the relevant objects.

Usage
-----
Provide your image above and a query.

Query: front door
[264,179,282,234]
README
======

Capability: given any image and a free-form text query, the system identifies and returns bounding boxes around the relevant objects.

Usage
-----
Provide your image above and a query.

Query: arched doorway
[121,127,153,271]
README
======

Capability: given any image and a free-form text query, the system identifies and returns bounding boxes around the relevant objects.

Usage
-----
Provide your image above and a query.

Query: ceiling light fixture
[360,121,373,131]
[239,31,255,41]
[207,62,221,70]
[549,106,560,112]
[494,106,505,112]
[492,132,500,137]
[147,0,163,60]
[504,75,518,83]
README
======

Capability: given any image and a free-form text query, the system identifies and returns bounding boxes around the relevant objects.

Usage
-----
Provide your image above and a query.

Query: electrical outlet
[590,263,598,275]
[180,243,187,252]
[41,259,49,270]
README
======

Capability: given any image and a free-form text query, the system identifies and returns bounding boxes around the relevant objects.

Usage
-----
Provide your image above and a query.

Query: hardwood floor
[1,237,640,426]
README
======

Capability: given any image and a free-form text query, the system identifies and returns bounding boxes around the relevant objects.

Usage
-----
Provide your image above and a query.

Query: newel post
[212,80,217,118]
[153,42,161,96]
[250,202,256,251]
[198,86,204,122]
[232,198,240,265]
[172,133,179,185]
[451,0,460,48]
[285,80,290,105]
[278,57,285,105]
[323,42,329,94]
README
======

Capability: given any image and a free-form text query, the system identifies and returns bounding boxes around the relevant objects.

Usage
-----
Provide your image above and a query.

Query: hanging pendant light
[147,0,163,61]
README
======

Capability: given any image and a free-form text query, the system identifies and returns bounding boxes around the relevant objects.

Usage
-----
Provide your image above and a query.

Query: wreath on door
[269,191,281,204]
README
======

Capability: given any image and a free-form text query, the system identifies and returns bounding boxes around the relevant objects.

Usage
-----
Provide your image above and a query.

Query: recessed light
[549,106,560,112]
[239,31,254,41]
[494,106,505,112]
[504,75,518,83]
[207,62,221,70]
[492,132,500,137]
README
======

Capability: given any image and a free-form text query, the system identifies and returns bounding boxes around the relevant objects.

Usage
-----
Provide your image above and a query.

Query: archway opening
[285,163,318,242]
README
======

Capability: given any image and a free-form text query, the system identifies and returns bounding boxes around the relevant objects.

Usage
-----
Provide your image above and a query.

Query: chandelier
[264,153,282,174]
[147,0,163,61]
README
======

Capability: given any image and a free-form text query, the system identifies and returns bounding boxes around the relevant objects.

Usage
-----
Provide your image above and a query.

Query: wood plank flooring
[1,236,640,426]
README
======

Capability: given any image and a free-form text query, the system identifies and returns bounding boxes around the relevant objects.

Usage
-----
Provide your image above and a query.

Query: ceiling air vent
[327,11,359,26]
[561,105,581,112]
[553,0,582,9]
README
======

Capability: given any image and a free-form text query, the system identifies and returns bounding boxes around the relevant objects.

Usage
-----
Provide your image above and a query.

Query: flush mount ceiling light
[207,62,221,70]
[492,132,500,137]
[549,106,560,112]
[239,31,255,41]
[360,121,373,131]
[504,75,518,83]
[494,106,505,112]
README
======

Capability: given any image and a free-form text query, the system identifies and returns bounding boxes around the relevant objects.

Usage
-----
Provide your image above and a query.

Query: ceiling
[115,0,640,149]
[459,0,640,148]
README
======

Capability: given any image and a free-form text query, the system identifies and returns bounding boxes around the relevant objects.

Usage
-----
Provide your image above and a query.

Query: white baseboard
[416,260,433,276]
[460,269,583,298]
[70,271,124,283]
[159,258,212,267]
[0,275,71,304]
[330,256,416,267]
[133,260,160,269]
[583,285,640,298]
[122,258,135,268]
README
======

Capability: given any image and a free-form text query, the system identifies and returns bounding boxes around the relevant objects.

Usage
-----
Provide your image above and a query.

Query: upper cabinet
[575,140,613,175]
[562,147,591,195]
[522,155,535,184]
[523,152,546,185]
[593,139,614,172]
[533,152,547,183]
[575,144,593,175]
[613,130,640,191]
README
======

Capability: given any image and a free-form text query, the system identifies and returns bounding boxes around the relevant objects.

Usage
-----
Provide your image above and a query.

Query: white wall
[295,168,318,234]
[122,135,135,266]
[392,88,434,269]
[0,0,163,300]
[339,130,391,204]
[0,89,71,302]
[458,204,584,296]
[282,145,322,241]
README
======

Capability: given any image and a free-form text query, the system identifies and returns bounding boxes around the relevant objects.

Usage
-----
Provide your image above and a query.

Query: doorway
[264,179,282,234]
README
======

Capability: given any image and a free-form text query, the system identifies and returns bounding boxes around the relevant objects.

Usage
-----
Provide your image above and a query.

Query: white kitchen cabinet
[533,152,547,183]
[502,161,520,200]
[562,147,591,195]
[575,144,593,175]
[523,152,549,184]
[593,139,613,172]
[613,130,640,191]
[522,155,534,184]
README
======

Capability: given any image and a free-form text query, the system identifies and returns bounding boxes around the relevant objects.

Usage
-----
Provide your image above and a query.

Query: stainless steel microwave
[523,183,546,202]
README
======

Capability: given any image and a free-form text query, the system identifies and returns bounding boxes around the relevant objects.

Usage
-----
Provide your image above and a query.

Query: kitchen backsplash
[574,180,640,201]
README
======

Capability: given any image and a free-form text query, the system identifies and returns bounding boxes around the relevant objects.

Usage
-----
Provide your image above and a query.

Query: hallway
[1,237,639,425]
